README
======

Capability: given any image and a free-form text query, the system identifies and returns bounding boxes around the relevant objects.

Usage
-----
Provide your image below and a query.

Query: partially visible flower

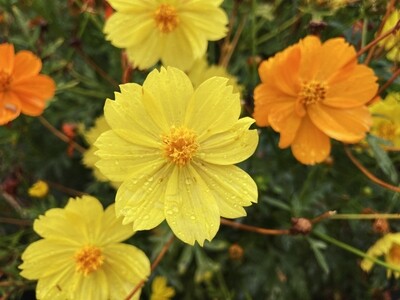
[104,0,228,70]
[95,67,258,245]
[150,276,175,300]
[0,43,55,125]
[19,196,150,299]
[254,35,378,165]
[379,10,400,62]
[369,93,400,147]
[361,233,400,278]
[28,180,49,198]
[187,57,243,94]
[83,116,120,188]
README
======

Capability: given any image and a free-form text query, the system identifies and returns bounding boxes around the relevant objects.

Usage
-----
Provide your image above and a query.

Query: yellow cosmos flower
[187,57,243,94]
[104,0,228,70]
[83,115,121,188]
[361,233,400,278]
[379,10,400,62]
[19,196,150,299]
[95,67,259,246]
[254,35,378,165]
[28,180,49,198]
[369,93,400,147]
[150,276,176,300]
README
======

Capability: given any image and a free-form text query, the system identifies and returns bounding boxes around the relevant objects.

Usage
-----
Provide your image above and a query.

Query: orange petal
[291,115,331,165]
[0,92,21,125]
[325,64,378,107]
[308,103,371,143]
[0,43,14,73]
[12,75,55,116]
[12,51,42,81]
[270,109,302,148]
[299,36,322,81]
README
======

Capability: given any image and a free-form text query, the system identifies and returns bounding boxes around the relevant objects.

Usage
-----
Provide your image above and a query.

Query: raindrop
[190,215,196,220]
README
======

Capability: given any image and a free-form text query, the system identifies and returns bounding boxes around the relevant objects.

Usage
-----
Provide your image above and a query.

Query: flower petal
[197,117,258,165]
[142,67,194,130]
[0,91,21,125]
[299,36,322,81]
[95,130,164,182]
[12,50,42,81]
[35,266,78,299]
[115,164,172,231]
[165,166,220,246]
[193,162,258,218]
[269,108,302,148]
[0,43,14,73]
[308,103,371,143]
[106,0,155,12]
[185,76,240,141]
[74,270,109,300]
[291,116,331,165]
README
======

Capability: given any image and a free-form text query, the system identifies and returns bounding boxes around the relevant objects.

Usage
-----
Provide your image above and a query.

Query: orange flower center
[299,81,327,105]
[74,245,104,276]
[0,71,12,92]
[377,121,396,142]
[154,4,179,33]
[389,243,400,265]
[162,126,199,166]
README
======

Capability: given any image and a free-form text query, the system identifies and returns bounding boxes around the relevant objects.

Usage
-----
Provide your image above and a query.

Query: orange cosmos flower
[0,43,55,125]
[254,35,378,164]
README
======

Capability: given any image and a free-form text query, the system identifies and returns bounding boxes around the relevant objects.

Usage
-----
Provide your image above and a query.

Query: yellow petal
[165,166,220,246]
[185,76,240,141]
[74,270,109,300]
[360,234,394,272]
[36,267,78,299]
[193,162,258,218]
[198,117,258,165]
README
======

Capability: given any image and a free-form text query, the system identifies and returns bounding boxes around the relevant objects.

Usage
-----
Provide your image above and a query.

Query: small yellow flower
[150,276,175,300]
[379,10,400,62]
[104,0,228,70]
[28,180,49,198]
[95,67,259,245]
[369,93,400,147]
[19,196,150,299]
[361,233,400,278]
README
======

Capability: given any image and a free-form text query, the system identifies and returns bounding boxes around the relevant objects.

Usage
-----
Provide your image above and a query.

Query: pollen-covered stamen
[162,126,199,166]
[0,71,12,92]
[74,245,105,276]
[154,4,180,33]
[389,243,400,265]
[299,81,327,105]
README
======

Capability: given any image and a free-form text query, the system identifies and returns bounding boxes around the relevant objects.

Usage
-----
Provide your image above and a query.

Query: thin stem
[0,217,31,226]
[311,210,337,223]
[220,16,247,68]
[368,67,400,105]
[344,146,400,193]
[38,116,86,154]
[45,181,86,197]
[1,192,24,215]
[124,235,175,300]
[330,213,400,220]
[313,231,400,273]
[220,218,290,235]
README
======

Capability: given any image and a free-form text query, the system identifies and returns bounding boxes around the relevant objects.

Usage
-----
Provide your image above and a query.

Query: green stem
[256,15,299,46]
[330,213,400,220]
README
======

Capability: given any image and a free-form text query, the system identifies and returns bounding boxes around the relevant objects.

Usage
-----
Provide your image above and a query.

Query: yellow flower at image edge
[379,9,400,62]
[254,35,378,165]
[95,67,259,246]
[150,276,176,300]
[104,0,228,70]
[0,43,55,125]
[28,180,49,198]
[361,233,400,278]
[19,196,150,299]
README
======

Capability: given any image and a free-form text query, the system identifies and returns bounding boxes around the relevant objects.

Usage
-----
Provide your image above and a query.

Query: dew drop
[166,210,174,215]
[190,215,196,220]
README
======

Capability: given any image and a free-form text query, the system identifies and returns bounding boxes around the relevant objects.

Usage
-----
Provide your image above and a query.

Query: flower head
[28,180,49,198]
[150,276,176,300]
[19,196,150,299]
[369,93,400,147]
[254,36,378,164]
[379,10,400,62]
[361,233,400,278]
[0,43,55,125]
[95,67,258,245]
[104,0,228,70]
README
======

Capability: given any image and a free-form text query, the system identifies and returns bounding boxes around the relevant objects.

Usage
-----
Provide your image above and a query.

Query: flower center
[377,121,396,142]
[0,71,12,92]
[299,81,327,105]
[389,243,400,265]
[162,126,199,166]
[154,4,179,33]
[74,245,104,276]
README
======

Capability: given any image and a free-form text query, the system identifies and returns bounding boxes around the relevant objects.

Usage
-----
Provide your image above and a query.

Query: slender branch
[0,217,32,226]
[311,210,337,224]
[220,16,247,68]
[220,218,290,235]
[344,146,400,193]
[124,235,175,300]
[38,116,86,154]
[331,213,400,220]
[45,180,86,197]
[1,192,23,215]
[368,67,400,105]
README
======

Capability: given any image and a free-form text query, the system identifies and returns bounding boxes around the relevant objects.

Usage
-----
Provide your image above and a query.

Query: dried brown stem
[45,180,86,197]
[0,217,32,226]
[368,67,400,105]
[311,210,337,224]
[220,218,290,235]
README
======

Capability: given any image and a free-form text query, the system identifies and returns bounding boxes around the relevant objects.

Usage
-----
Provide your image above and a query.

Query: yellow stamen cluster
[162,126,199,166]
[0,71,11,92]
[74,245,104,276]
[299,81,327,105]
[154,4,180,33]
